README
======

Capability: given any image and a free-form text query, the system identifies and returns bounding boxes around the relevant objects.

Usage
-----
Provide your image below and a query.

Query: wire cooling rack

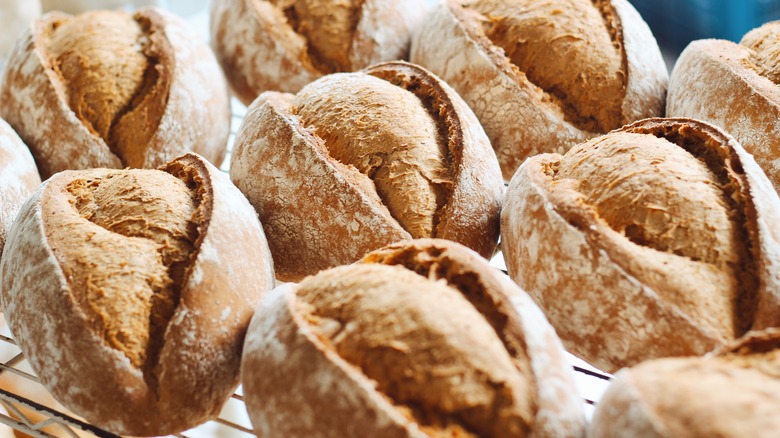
[0,99,613,437]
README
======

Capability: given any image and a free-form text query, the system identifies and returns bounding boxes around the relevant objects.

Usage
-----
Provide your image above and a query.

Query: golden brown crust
[49,169,198,378]
[210,0,426,104]
[0,153,274,436]
[0,8,230,179]
[590,328,780,438]
[471,0,627,132]
[293,69,452,239]
[668,23,780,193]
[411,0,667,180]
[231,62,502,282]
[501,118,780,372]
[242,239,585,437]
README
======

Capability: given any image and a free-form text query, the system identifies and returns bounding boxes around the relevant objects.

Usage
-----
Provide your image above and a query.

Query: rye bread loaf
[210,0,428,104]
[242,239,586,437]
[231,61,503,282]
[590,328,780,437]
[501,118,780,373]
[0,8,230,179]
[0,153,274,436]
[410,0,668,180]
[668,21,780,193]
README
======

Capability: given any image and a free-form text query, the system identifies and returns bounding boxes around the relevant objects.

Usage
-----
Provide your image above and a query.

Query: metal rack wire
[0,99,613,437]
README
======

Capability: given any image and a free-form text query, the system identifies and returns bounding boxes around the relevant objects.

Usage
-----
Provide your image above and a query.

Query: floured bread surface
[557,132,740,269]
[718,333,780,378]
[296,263,536,437]
[44,169,199,389]
[469,0,626,131]
[42,12,147,146]
[591,330,780,438]
[40,10,172,167]
[0,120,41,257]
[267,0,363,73]
[741,21,780,84]
[294,73,453,238]
[554,130,753,339]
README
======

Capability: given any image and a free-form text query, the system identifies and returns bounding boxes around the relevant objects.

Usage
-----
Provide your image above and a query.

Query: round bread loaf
[0,153,275,436]
[668,21,780,193]
[501,118,780,373]
[0,8,230,179]
[242,239,586,437]
[210,0,428,104]
[590,328,780,437]
[0,118,40,257]
[410,0,668,180]
[231,61,503,282]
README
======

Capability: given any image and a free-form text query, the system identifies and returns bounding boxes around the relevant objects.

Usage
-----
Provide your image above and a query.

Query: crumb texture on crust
[45,168,201,392]
[294,73,453,238]
[716,329,780,377]
[411,0,667,181]
[230,62,502,280]
[741,21,780,85]
[590,329,780,438]
[296,263,537,437]
[229,90,411,281]
[666,36,780,197]
[211,0,421,103]
[468,0,627,132]
[502,119,764,371]
[40,10,172,168]
[557,133,735,265]
[267,0,364,73]
[0,8,227,180]
[553,131,751,338]
[0,154,274,435]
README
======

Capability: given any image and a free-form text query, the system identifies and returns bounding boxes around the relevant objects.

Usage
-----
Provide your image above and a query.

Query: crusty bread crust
[668,38,780,192]
[590,328,780,438]
[0,8,229,179]
[210,0,425,105]
[242,239,585,437]
[0,154,274,436]
[231,62,502,282]
[410,0,667,181]
[501,118,780,372]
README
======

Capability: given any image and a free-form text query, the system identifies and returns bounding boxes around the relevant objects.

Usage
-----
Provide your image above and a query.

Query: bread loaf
[411,0,668,180]
[0,8,230,179]
[590,328,780,437]
[231,61,503,282]
[0,153,274,436]
[668,21,780,193]
[210,0,427,104]
[501,117,780,372]
[242,239,586,437]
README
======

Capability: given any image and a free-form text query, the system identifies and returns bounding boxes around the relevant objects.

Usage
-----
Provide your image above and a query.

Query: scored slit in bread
[501,118,780,372]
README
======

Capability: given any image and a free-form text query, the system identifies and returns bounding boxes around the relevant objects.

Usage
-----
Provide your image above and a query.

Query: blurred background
[630,0,780,57]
